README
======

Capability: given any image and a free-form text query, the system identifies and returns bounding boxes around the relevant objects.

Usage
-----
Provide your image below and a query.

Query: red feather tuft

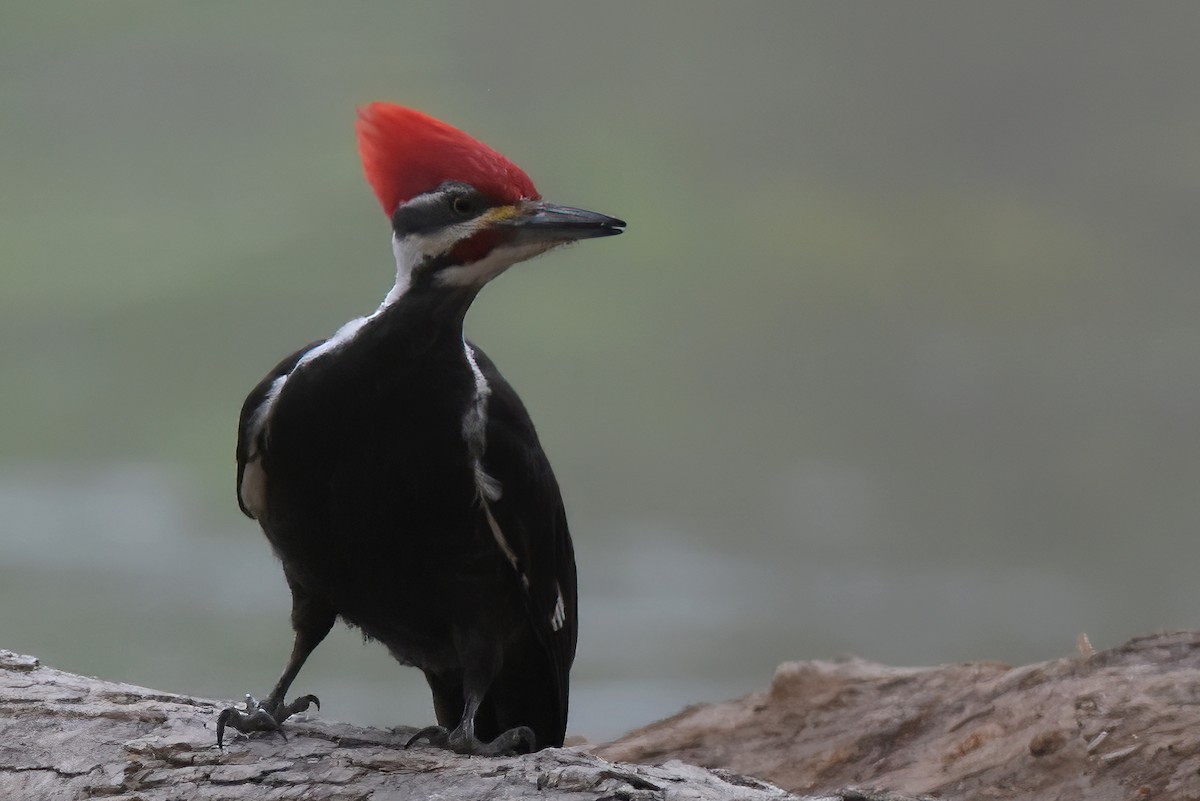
[355,103,539,216]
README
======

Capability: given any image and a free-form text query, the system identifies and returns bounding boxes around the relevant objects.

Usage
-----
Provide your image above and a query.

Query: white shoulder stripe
[238,232,424,521]
[245,375,287,451]
[463,341,523,585]
[462,342,502,502]
[246,231,420,457]
[245,316,369,461]
[461,343,491,447]
[294,316,372,371]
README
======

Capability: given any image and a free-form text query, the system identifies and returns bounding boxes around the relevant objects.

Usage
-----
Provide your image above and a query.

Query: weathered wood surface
[597,632,1200,801]
[0,649,913,801]
[20,633,1194,801]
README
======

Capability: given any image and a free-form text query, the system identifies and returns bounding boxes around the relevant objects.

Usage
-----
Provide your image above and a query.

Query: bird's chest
[264,348,482,524]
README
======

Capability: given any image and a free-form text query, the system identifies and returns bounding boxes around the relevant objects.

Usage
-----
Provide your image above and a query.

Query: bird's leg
[406,625,539,755]
[405,671,537,757]
[406,689,535,755]
[216,582,335,747]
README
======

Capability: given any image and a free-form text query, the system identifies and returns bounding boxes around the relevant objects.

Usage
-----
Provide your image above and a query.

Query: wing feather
[471,344,578,736]
[235,340,326,518]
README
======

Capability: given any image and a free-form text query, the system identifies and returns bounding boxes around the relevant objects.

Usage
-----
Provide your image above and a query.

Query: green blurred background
[3,3,1200,740]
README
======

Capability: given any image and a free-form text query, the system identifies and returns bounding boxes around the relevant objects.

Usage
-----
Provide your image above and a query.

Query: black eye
[452,196,472,216]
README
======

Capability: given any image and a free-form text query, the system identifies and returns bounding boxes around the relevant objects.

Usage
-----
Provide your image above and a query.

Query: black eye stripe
[391,181,490,237]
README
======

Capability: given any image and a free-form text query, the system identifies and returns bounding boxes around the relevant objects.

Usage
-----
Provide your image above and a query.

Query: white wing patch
[462,343,502,502]
[238,375,288,519]
[239,234,422,519]
[461,342,532,589]
[550,584,566,632]
[239,459,267,519]
[244,311,372,466]
[482,500,529,590]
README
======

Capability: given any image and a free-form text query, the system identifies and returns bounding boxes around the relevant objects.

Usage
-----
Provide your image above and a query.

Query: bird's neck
[382,233,416,306]
[374,234,478,339]
[346,242,477,360]
[372,291,472,353]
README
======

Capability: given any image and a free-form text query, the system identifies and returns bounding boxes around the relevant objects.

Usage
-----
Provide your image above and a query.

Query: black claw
[405,723,535,756]
[508,725,537,754]
[484,725,536,755]
[215,693,317,748]
[216,707,233,749]
[216,705,281,749]
[285,693,320,715]
[406,724,449,749]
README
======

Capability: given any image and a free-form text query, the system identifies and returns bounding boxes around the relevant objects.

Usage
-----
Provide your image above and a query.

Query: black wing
[235,341,325,518]
[472,345,578,746]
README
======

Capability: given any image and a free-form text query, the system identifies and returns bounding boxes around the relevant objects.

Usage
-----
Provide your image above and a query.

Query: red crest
[355,103,540,216]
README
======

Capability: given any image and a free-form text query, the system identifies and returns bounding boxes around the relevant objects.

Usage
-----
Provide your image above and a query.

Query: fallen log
[0,649,913,801]
[20,632,1191,800]
[596,631,1200,801]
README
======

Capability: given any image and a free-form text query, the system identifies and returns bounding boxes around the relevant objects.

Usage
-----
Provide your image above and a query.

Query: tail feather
[476,646,567,750]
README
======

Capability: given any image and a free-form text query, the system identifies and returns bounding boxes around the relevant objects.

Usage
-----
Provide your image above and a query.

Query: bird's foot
[405,723,535,756]
[215,692,320,748]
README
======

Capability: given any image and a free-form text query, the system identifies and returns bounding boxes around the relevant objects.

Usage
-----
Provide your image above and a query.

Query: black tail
[474,643,568,750]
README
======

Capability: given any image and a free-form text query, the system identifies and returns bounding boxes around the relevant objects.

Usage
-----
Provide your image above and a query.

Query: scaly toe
[216,703,282,748]
[406,724,450,749]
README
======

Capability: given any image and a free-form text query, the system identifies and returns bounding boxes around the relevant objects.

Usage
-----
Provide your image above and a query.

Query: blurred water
[4,2,1200,744]
[0,465,752,739]
[0,462,1165,741]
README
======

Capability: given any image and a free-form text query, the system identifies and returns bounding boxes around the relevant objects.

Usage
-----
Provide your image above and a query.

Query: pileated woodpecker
[216,103,624,754]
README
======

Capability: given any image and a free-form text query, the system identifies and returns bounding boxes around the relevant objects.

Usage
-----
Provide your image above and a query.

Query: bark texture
[0,649,899,801]
[14,633,1194,801]
[596,632,1200,801]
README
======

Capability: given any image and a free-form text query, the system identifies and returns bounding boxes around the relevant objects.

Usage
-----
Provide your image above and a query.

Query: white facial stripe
[385,232,416,304]
[402,220,480,263]
[435,240,558,288]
